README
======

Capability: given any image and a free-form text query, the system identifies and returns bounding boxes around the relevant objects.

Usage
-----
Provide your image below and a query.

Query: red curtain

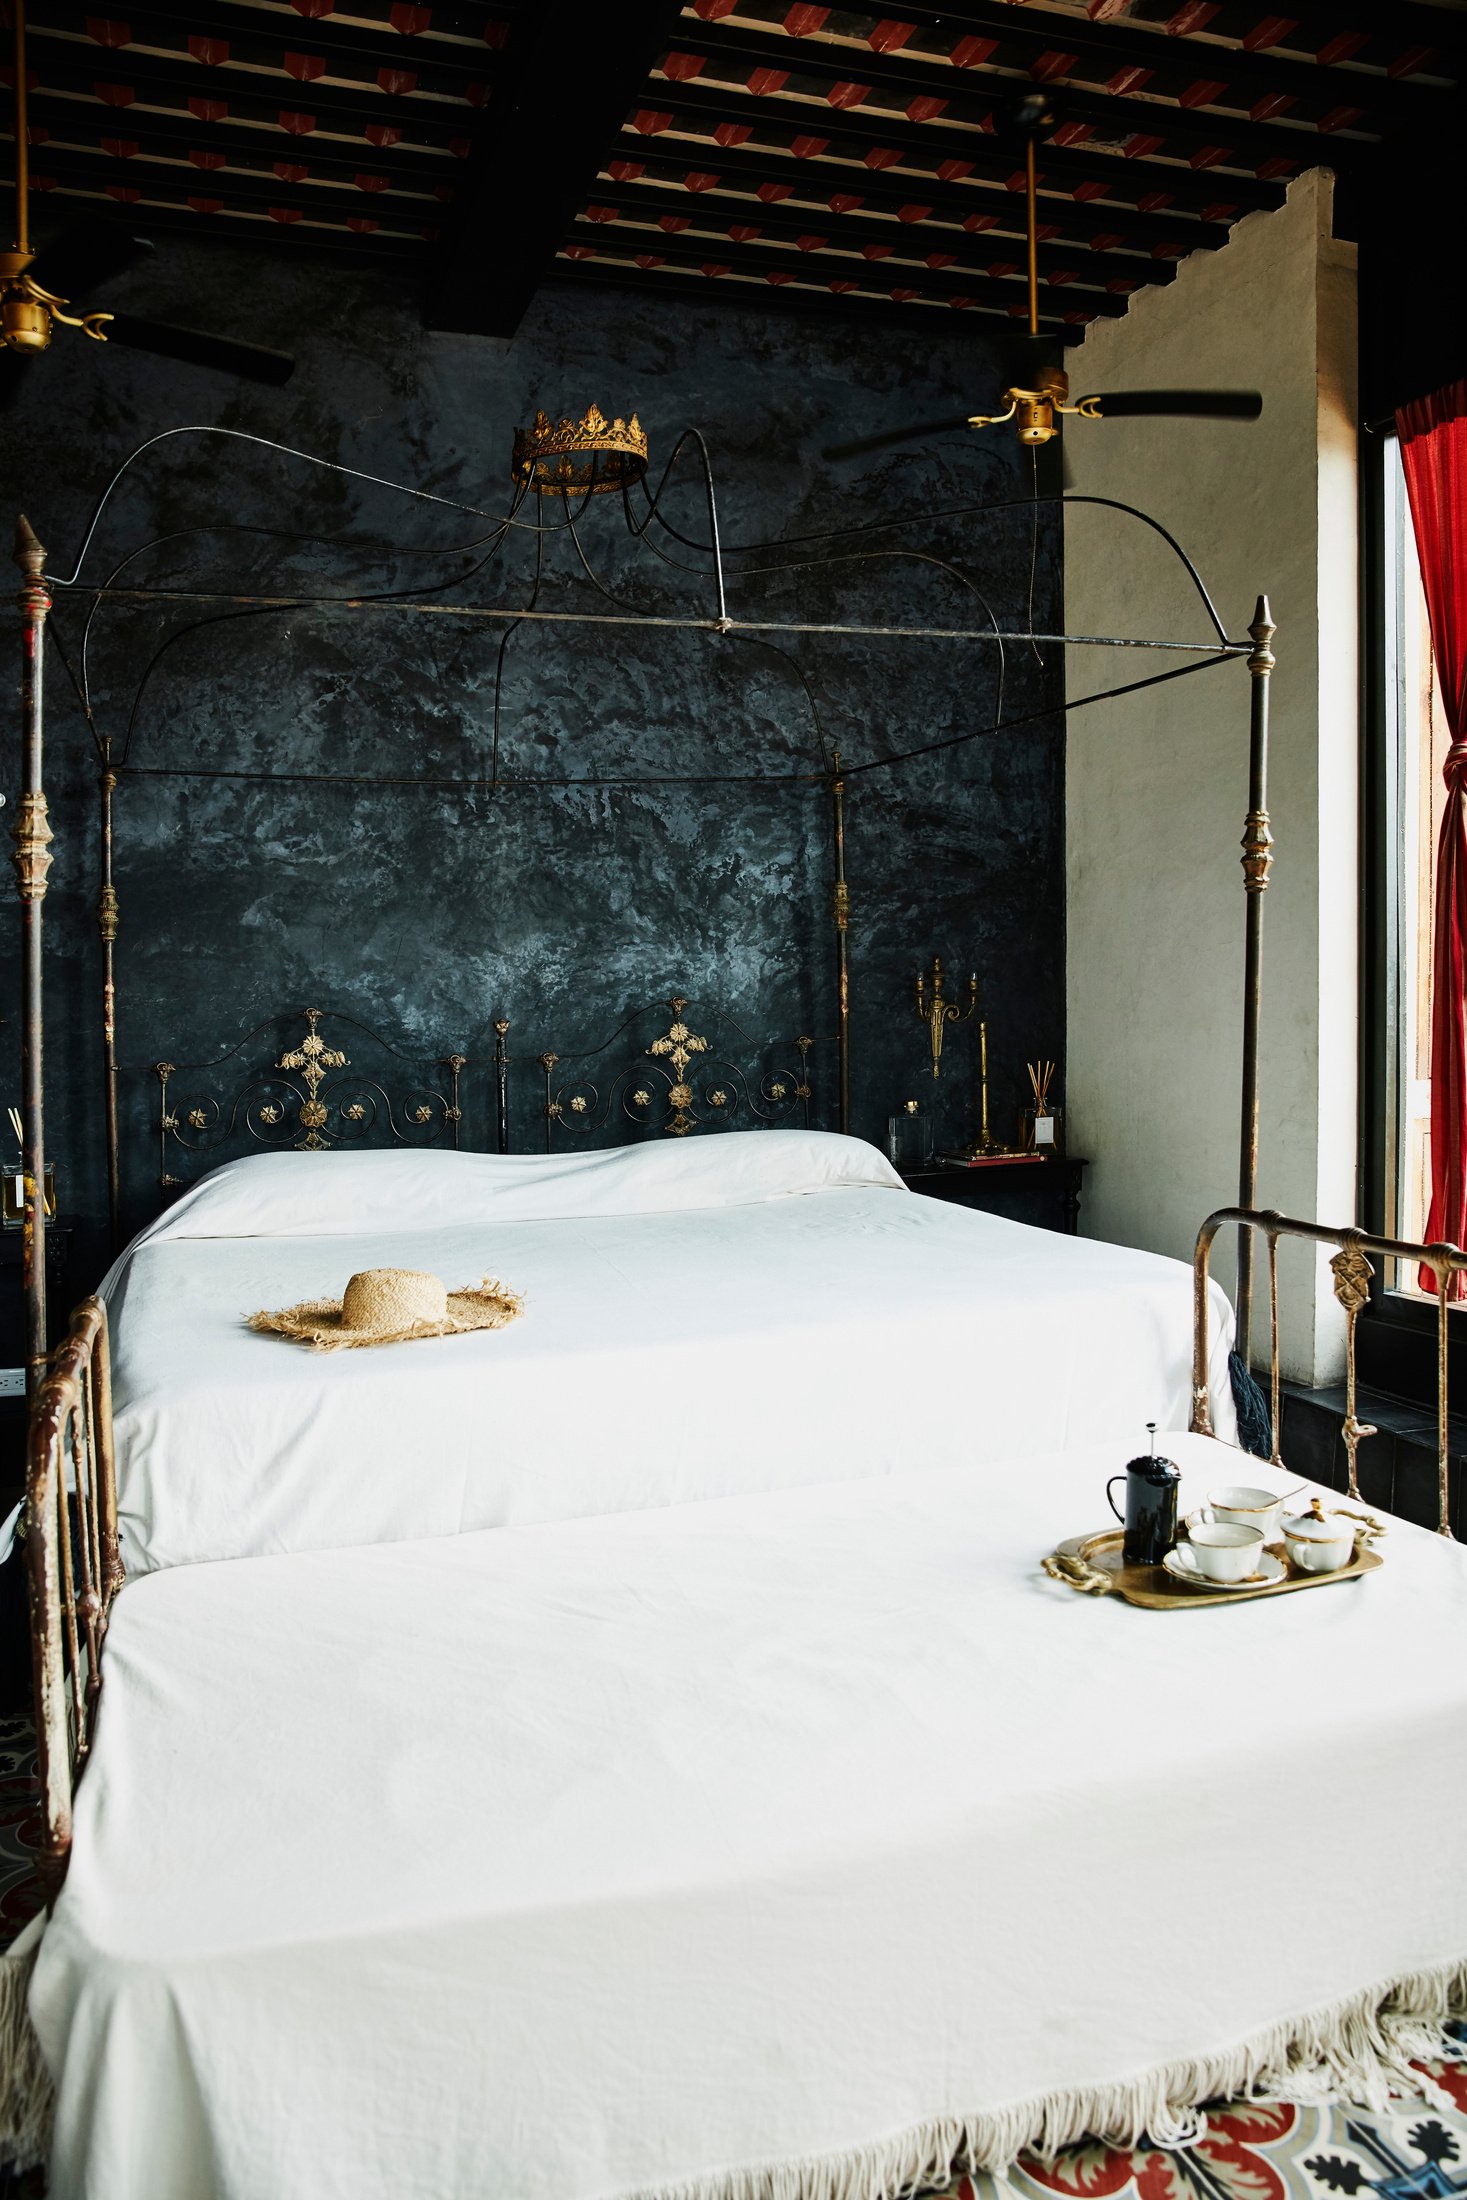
[1398,382,1467,1292]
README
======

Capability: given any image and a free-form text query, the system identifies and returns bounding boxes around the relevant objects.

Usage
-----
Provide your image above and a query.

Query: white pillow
[116,1131,905,1250]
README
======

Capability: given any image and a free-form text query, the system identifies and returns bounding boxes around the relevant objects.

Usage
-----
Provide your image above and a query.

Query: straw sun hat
[247,1267,524,1352]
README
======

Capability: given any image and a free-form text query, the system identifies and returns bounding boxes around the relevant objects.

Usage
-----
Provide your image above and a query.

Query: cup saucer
[1162,1546,1287,1592]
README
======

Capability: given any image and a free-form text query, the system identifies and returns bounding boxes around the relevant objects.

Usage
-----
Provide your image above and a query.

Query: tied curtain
[1398,382,1467,1294]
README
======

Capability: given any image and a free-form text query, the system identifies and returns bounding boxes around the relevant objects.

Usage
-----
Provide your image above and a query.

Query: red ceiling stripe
[1149,237,1184,256]
[897,201,930,222]
[1089,0,1134,17]
[1315,104,1362,132]
[693,0,736,16]
[274,158,307,180]
[1004,168,1028,190]
[963,210,998,231]
[105,183,140,201]
[663,53,705,82]
[1105,275,1141,292]
[1123,133,1163,158]
[1387,45,1435,79]
[189,146,226,169]
[827,81,871,108]
[949,34,996,68]
[291,0,333,16]
[1047,269,1076,286]
[608,158,643,181]
[987,258,1017,275]
[701,262,730,276]
[1178,78,1228,107]
[1166,1,1219,30]
[355,172,388,191]
[796,232,827,249]
[828,190,862,211]
[378,66,416,94]
[925,250,954,268]
[1248,90,1293,120]
[269,205,303,222]
[906,95,946,122]
[188,36,228,64]
[1035,222,1060,240]
[1030,50,1077,82]
[1241,15,1297,48]
[188,195,221,212]
[784,5,829,34]
[483,20,508,48]
[659,212,691,230]
[889,286,917,301]
[368,122,403,146]
[683,169,719,189]
[348,216,379,232]
[563,243,595,258]
[1106,64,1152,93]
[1254,154,1295,176]
[85,18,131,47]
[278,110,316,133]
[189,93,227,120]
[1136,188,1173,209]
[747,67,787,93]
[285,52,326,82]
[935,157,972,181]
[1199,201,1237,220]
[1071,177,1108,201]
[1087,230,1124,249]
[861,241,892,258]
[868,21,914,54]
[728,223,761,241]
[94,80,135,105]
[1188,143,1229,168]
[1051,121,1093,146]
[388,4,430,32]
[100,136,137,157]
[790,133,828,156]
[828,278,858,292]
[1315,31,1366,64]
[757,179,792,200]
[714,121,752,144]
[635,251,663,267]
[863,147,902,168]
[584,205,619,222]
[632,109,673,134]
[766,269,795,283]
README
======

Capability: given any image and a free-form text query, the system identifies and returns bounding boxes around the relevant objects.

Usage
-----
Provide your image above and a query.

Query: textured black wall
[1,239,1064,1273]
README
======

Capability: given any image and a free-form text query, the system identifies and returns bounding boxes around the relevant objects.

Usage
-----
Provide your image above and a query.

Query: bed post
[99,748,122,1250]
[13,515,53,1396]
[1236,596,1275,1364]
[494,1019,510,1153]
[831,749,850,1138]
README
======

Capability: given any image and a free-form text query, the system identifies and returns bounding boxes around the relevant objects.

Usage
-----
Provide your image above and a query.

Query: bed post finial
[14,511,53,1396]
[1235,593,1276,1375]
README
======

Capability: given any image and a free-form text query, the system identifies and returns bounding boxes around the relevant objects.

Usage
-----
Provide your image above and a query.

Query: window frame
[1357,424,1467,1404]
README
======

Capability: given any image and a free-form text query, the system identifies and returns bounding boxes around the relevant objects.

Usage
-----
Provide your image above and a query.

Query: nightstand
[899,1156,1088,1235]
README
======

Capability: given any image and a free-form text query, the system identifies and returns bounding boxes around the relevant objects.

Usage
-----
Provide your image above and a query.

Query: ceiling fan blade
[822,412,979,462]
[0,352,34,413]
[1080,390,1263,421]
[24,218,154,303]
[104,313,296,386]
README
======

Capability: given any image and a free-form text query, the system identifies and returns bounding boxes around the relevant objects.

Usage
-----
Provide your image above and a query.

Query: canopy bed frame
[10,420,1274,1393]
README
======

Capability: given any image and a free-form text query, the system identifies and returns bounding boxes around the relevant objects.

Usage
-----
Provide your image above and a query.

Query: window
[1378,433,1451,1295]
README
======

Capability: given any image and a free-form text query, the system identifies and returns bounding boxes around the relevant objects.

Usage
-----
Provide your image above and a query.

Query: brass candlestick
[915,956,977,1078]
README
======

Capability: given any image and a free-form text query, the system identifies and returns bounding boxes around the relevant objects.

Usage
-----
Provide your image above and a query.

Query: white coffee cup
[1281,1514,1354,1574]
[1187,1520,1267,1584]
[1199,1486,1285,1542]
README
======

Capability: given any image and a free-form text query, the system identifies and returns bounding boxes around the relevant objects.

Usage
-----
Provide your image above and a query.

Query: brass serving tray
[1043,1528,1383,1609]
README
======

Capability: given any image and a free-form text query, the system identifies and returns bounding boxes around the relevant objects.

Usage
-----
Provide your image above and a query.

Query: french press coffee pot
[1106,1423,1180,1565]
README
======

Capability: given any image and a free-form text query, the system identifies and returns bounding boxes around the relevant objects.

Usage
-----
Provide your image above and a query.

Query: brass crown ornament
[511,403,649,497]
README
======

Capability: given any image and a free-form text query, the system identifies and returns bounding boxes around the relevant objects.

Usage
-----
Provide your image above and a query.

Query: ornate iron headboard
[498,994,829,1153]
[149,1005,467,1194]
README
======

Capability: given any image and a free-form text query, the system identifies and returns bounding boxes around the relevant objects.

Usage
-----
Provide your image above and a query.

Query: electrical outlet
[0,1369,25,1398]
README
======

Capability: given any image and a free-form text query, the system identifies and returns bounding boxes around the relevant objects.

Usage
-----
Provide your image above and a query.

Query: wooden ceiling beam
[643,78,1286,214]
[424,0,687,334]
[604,130,1234,255]
[659,19,1374,170]
[563,218,1132,316]
[551,248,1084,340]
[576,178,1176,293]
[20,38,470,136]
[814,1,1457,122]
[13,97,457,179]
[23,0,501,91]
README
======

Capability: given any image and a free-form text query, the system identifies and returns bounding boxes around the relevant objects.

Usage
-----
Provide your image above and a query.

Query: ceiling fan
[1,0,296,404]
[823,92,1261,466]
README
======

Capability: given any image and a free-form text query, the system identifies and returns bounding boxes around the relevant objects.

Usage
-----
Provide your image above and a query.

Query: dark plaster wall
[1,237,1064,1275]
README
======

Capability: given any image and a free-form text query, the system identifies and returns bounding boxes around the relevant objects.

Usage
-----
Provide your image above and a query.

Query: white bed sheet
[31,1433,1467,2200]
[103,1139,1237,1572]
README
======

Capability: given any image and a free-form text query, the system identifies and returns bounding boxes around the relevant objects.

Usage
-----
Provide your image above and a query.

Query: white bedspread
[103,1135,1236,1572]
[31,1434,1467,2200]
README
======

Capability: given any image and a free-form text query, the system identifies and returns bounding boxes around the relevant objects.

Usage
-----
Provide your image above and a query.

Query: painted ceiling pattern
[1,0,1462,322]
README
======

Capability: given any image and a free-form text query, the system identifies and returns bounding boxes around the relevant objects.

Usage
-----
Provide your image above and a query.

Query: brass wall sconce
[915,957,977,1078]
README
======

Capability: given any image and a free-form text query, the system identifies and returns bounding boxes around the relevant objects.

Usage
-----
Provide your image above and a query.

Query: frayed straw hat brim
[247,1278,524,1353]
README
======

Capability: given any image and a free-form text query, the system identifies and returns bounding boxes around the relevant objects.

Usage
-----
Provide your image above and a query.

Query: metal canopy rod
[48,586,1247,655]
